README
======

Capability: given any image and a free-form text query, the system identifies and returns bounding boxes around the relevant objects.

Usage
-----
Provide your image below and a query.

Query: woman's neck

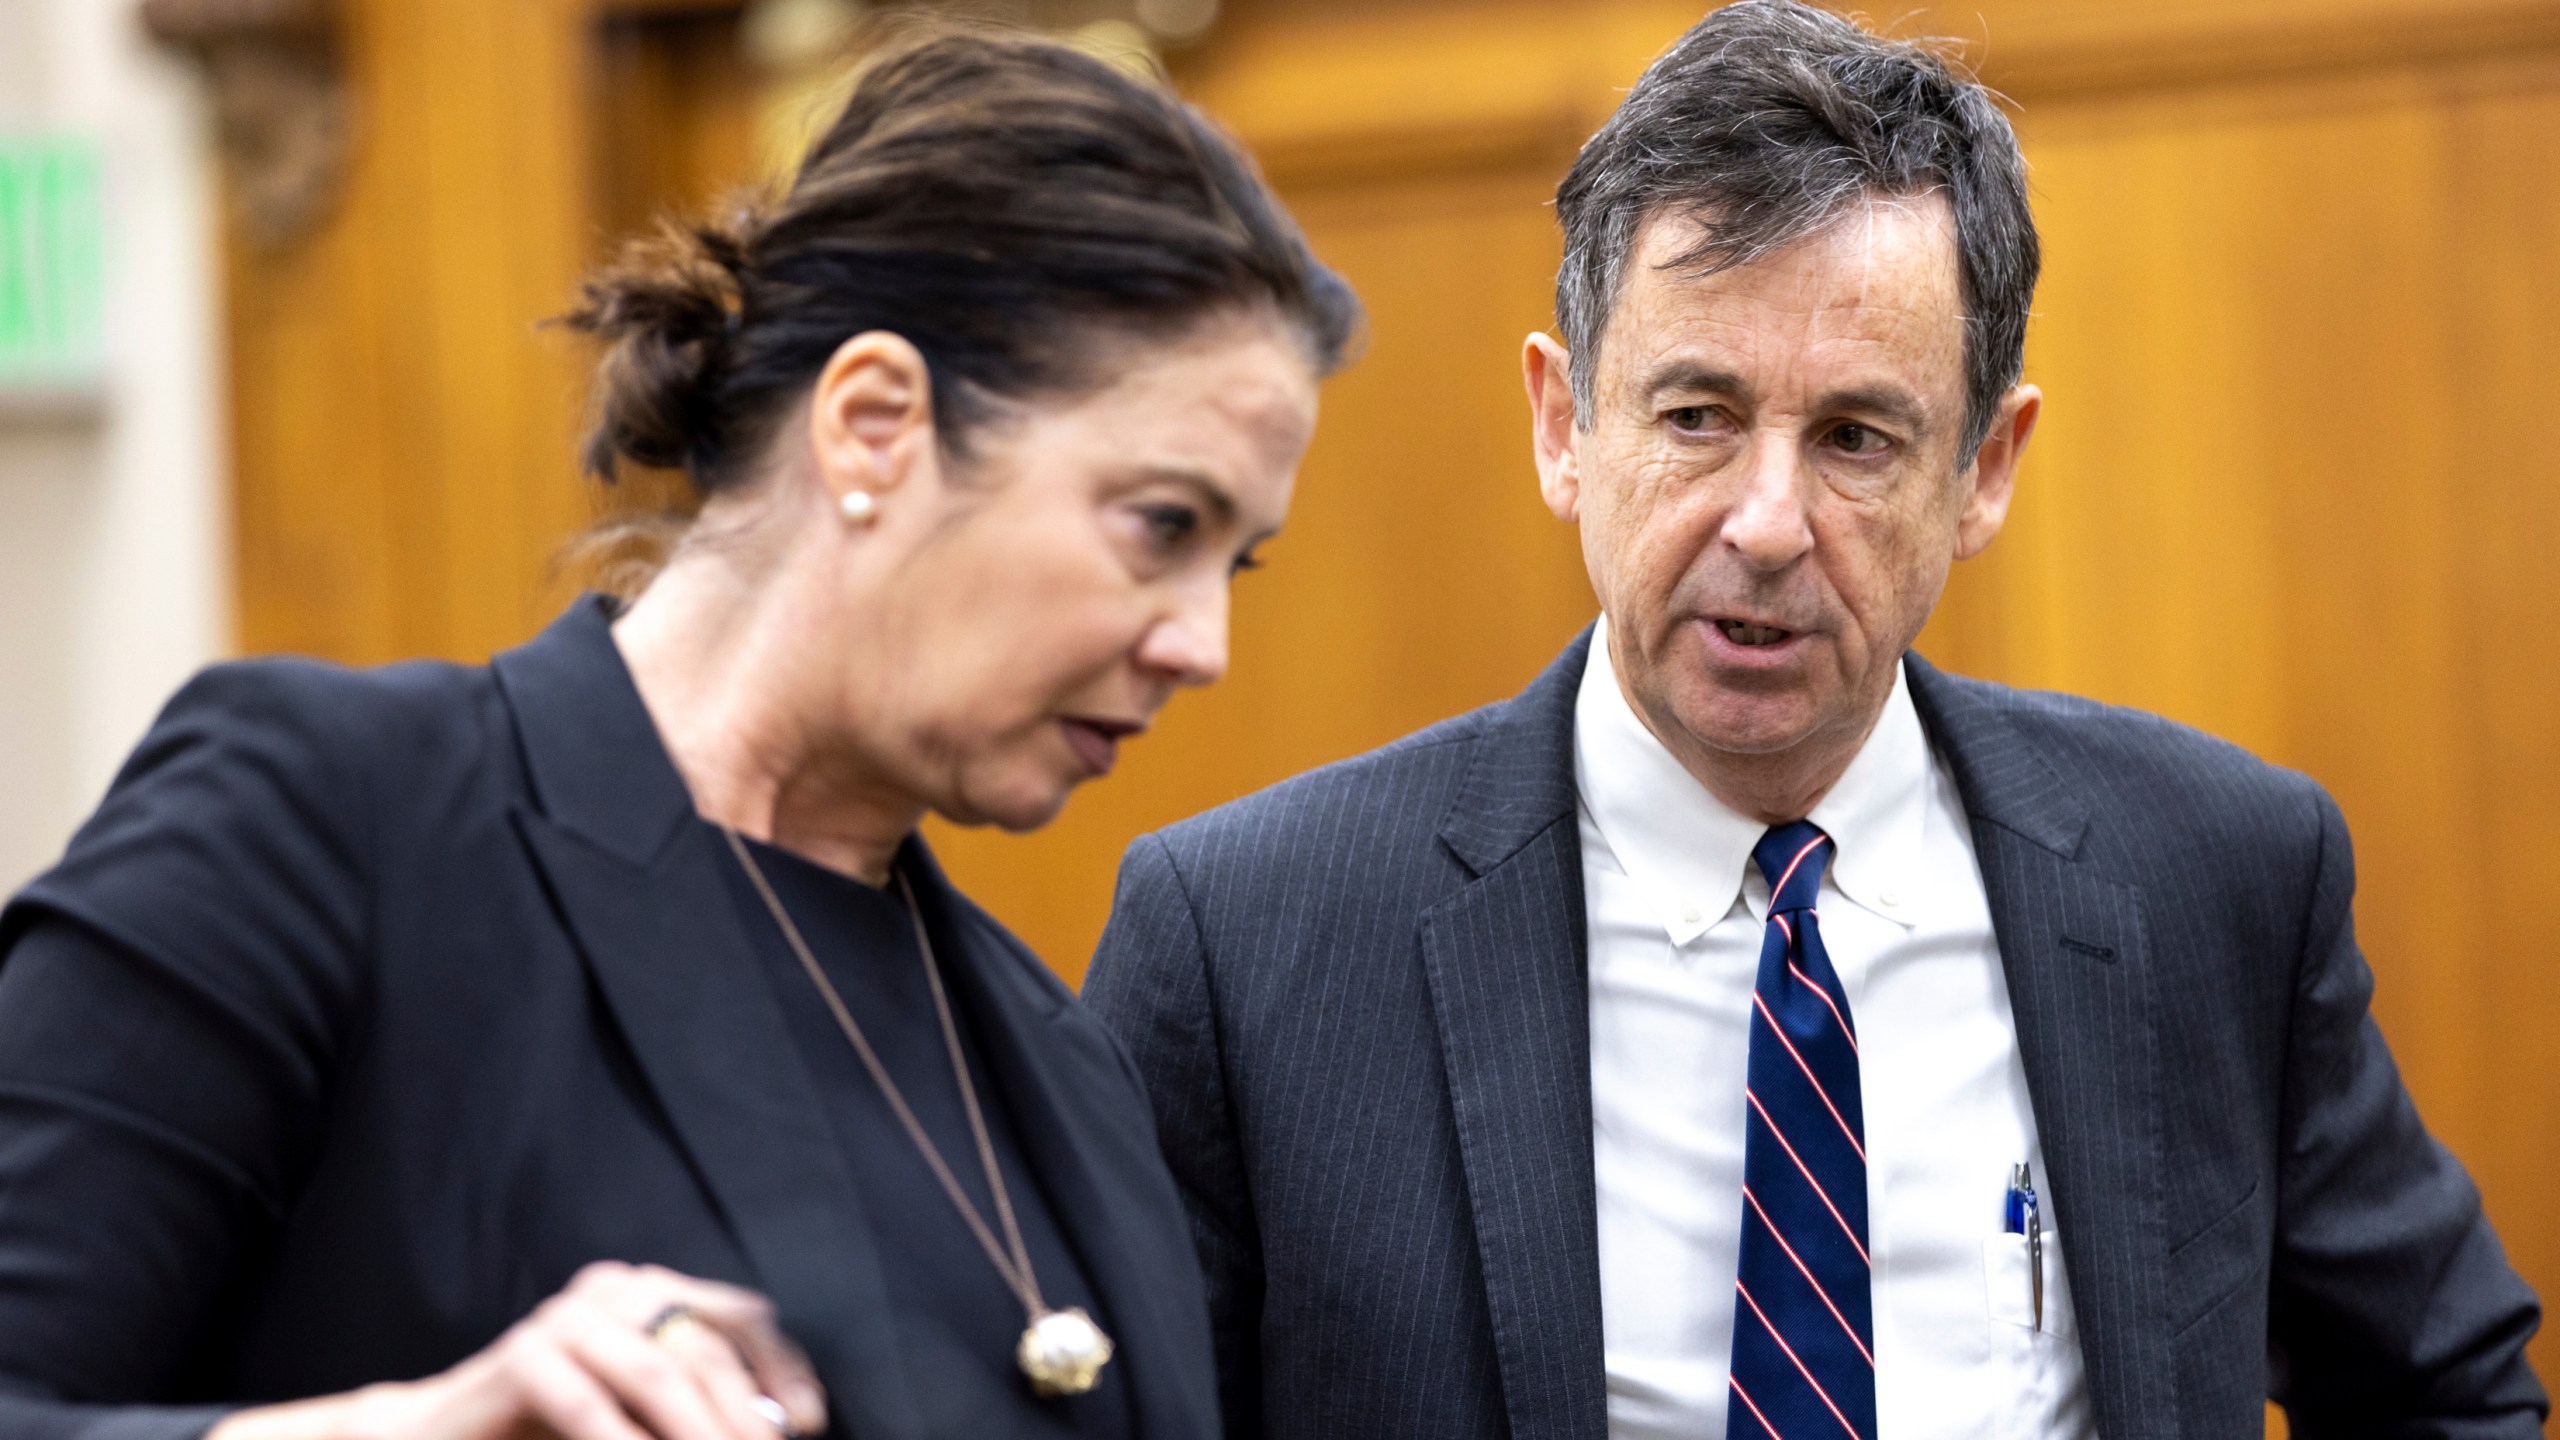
[610,539,920,887]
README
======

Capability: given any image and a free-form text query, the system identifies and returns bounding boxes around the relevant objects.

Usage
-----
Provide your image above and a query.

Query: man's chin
[1663,691,1832,762]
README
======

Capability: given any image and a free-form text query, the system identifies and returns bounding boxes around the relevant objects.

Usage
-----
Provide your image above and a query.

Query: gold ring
[644,1304,706,1343]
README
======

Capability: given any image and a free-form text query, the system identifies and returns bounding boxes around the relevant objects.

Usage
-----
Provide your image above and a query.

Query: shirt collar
[1573,615,1933,944]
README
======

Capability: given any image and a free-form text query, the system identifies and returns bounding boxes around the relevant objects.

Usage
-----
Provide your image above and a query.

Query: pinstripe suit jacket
[1083,630,2545,1440]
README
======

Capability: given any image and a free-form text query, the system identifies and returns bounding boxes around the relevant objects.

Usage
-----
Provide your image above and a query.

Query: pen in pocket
[2005,1162,2042,1331]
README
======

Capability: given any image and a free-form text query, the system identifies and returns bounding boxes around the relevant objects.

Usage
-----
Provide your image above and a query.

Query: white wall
[0,0,226,892]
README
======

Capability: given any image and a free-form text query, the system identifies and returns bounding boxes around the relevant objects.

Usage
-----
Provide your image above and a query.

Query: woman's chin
[939,775,1080,835]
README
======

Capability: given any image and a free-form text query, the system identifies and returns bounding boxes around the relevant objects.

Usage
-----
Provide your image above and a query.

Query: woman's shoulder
[2,652,514,1001]
[154,649,498,753]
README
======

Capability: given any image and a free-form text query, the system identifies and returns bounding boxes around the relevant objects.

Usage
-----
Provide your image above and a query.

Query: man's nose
[1137,580,1231,689]
[1720,432,1817,572]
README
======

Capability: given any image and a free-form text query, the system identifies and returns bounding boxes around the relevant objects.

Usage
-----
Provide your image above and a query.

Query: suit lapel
[494,601,926,1437]
[1420,632,1609,1440]
[914,849,1218,1440]
[1907,656,2176,1436]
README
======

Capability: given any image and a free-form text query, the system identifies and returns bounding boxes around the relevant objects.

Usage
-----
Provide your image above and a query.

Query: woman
[0,30,1356,1440]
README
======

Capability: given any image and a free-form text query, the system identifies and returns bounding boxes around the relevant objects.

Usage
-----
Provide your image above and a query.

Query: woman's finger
[554,1298,748,1440]
[636,1271,828,1436]
[651,1307,786,1438]
[502,1335,658,1440]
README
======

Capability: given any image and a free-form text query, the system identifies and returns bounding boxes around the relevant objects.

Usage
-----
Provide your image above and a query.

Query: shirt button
[1879,889,1902,909]
[1680,904,1702,924]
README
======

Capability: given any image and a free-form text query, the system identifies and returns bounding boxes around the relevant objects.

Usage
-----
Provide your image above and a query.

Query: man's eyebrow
[1641,362,1751,405]
[1820,385,1932,433]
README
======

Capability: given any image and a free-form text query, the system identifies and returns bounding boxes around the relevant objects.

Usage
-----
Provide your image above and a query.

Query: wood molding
[593,0,745,18]
[1968,0,2560,100]
[1180,0,2560,184]
[141,0,355,248]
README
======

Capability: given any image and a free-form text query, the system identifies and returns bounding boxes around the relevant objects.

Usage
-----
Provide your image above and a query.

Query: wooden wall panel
[228,0,594,664]
[592,8,759,242]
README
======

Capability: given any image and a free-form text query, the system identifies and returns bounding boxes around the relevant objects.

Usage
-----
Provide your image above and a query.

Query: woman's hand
[205,1262,828,1440]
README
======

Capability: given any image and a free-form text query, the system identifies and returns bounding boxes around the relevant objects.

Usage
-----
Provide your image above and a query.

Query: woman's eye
[1232,547,1264,576]
[1140,504,1200,549]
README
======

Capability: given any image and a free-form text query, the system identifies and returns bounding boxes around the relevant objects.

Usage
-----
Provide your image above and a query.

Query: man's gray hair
[1555,0,2039,460]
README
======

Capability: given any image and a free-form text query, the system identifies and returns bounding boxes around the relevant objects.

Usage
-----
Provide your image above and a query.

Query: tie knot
[1753,821,1833,914]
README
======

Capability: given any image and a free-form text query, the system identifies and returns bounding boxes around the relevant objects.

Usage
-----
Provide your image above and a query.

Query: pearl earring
[838,489,879,525]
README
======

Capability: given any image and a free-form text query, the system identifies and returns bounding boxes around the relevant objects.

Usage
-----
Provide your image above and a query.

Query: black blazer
[1083,629,2546,1440]
[0,598,1217,1440]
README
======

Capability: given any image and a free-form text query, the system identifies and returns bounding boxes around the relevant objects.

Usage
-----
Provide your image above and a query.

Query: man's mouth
[1715,618,1794,648]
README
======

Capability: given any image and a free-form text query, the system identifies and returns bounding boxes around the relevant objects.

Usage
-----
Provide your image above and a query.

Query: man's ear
[1523,332,1584,522]
[1955,383,2040,560]
[806,330,938,512]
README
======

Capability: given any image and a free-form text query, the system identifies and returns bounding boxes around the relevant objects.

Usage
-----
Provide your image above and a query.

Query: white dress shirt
[1578,617,2093,1440]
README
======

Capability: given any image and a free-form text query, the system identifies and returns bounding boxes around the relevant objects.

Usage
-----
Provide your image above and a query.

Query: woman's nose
[1137,589,1230,688]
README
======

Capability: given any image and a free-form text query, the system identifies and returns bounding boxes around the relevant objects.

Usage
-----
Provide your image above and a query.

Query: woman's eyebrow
[1128,465,1241,527]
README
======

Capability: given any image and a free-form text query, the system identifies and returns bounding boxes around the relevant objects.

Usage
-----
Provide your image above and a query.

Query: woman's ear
[806,331,938,513]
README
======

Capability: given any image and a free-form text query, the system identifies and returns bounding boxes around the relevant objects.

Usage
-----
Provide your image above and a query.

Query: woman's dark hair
[566,28,1362,497]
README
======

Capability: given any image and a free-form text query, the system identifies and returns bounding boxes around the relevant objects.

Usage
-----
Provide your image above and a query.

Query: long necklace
[722,829,1116,1398]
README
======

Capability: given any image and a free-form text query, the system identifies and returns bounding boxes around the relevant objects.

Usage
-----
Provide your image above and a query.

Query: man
[1084,3,2545,1437]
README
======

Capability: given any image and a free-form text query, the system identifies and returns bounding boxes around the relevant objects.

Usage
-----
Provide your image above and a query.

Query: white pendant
[1017,1306,1115,1397]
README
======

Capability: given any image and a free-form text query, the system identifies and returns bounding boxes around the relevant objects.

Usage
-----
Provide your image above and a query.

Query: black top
[716,830,1133,1437]
[0,597,1216,1440]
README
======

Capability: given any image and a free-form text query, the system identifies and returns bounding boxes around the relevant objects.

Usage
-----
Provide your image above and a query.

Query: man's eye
[1231,547,1264,576]
[1665,406,1712,432]
[1831,422,1888,455]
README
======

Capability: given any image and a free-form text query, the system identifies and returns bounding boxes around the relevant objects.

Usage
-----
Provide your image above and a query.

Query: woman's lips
[1059,718,1139,776]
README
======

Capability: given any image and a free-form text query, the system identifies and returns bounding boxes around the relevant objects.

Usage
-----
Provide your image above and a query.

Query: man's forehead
[1604,197,1967,386]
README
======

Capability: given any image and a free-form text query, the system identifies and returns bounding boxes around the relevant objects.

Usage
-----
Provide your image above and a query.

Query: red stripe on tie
[1788,962,1858,1055]
[1771,835,1827,908]
[1737,1280,1866,1440]
[1752,992,1866,1163]
[1746,1089,1871,1265]
[1730,1375,1783,1438]
[1743,1186,1875,1366]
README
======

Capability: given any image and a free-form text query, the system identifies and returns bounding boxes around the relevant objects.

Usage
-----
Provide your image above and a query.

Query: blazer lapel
[494,601,926,1437]
[912,847,1218,1440]
[1907,656,2176,1436]
[1419,631,1609,1440]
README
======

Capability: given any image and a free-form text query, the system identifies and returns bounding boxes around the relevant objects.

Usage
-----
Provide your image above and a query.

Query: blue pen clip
[2005,1163,2043,1330]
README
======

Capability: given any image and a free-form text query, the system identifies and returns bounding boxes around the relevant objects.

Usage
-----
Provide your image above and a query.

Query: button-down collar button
[1679,903,1702,925]
[1878,889,1902,909]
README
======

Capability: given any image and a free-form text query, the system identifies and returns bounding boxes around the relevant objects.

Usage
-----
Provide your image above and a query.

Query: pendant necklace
[723,829,1116,1398]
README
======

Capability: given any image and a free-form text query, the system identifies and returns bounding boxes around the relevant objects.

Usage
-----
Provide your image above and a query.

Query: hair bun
[565,216,754,480]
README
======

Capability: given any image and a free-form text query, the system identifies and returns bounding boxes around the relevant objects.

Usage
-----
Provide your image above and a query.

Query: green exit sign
[0,134,104,391]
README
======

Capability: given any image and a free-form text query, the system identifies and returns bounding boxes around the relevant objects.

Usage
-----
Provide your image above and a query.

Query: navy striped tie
[1727,821,1875,1440]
